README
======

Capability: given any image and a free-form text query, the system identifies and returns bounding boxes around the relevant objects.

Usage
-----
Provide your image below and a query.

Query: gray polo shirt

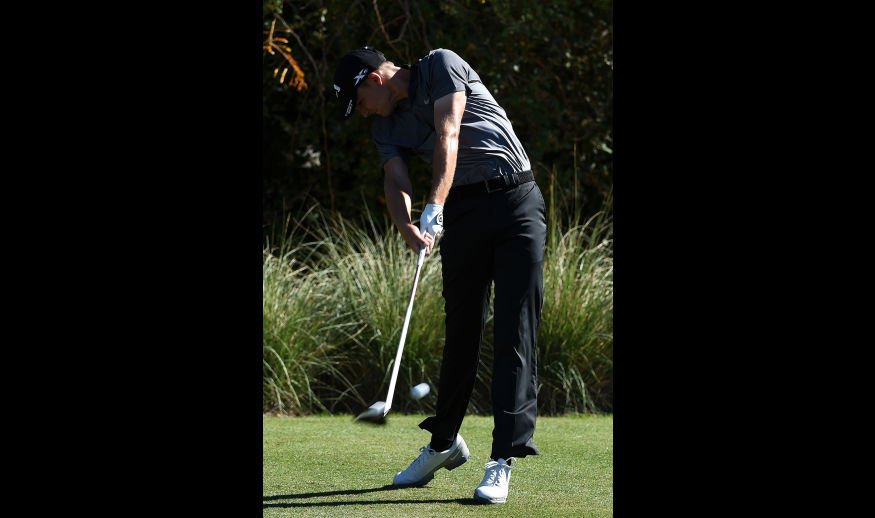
[372,49,531,187]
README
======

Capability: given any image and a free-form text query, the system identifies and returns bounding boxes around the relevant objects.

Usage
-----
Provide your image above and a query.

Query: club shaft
[384,247,426,412]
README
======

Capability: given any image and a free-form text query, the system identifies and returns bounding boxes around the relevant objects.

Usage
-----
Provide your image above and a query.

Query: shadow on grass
[263,484,483,508]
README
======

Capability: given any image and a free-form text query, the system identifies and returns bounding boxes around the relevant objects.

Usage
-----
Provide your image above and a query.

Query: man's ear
[367,71,384,85]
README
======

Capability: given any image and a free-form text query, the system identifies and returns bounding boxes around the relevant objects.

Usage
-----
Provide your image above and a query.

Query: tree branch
[372,0,404,58]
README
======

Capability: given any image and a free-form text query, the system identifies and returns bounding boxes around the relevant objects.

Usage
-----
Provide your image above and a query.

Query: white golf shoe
[392,434,470,486]
[473,458,514,504]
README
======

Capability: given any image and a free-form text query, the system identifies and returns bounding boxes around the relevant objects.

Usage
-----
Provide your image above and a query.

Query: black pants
[419,181,547,460]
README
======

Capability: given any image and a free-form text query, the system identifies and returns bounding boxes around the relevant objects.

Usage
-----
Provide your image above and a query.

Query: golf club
[355,246,427,424]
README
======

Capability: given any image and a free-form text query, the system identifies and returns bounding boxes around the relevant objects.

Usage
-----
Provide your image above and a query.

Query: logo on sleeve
[334,84,341,98]
[436,212,443,226]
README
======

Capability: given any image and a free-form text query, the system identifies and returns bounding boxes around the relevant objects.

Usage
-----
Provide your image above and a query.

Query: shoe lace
[482,459,512,487]
[410,445,435,470]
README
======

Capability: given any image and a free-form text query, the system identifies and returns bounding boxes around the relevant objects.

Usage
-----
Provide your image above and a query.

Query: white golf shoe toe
[392,434,470,486]
[473,458,513,504]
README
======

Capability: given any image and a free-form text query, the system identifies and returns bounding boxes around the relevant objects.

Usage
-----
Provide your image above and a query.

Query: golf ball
[410,382,430,400]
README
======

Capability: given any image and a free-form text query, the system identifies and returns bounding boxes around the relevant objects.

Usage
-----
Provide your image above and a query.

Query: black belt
[448,170,534,199]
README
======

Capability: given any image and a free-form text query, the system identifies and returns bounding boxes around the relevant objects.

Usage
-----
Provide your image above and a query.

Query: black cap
[333,46,387,121]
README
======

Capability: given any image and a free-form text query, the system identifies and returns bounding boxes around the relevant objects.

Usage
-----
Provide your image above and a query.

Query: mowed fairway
[263,414,612,517]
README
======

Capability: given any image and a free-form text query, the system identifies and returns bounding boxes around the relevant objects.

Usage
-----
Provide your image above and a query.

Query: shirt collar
[401,63,419,102]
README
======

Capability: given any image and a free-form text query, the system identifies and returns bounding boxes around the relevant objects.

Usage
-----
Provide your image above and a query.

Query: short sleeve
[426,49,472,102]
[373,130,406,169]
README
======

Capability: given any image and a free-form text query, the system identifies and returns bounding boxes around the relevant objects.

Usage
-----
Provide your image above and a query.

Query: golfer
[334,46,546,504]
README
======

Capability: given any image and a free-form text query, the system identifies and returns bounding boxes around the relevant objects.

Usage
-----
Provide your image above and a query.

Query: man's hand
[400,223,435,255]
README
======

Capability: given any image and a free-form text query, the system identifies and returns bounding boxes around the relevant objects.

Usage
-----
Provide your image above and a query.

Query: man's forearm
[430,132,457,205]
[384,167,415,233]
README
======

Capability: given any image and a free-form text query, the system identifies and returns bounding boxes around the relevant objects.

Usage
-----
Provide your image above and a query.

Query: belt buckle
[484,173,510,193]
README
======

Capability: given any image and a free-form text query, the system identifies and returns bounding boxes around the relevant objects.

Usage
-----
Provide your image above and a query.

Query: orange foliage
[263,18,308,91]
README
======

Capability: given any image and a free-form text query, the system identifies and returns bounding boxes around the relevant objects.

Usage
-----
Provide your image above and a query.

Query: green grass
[263,414,613,517]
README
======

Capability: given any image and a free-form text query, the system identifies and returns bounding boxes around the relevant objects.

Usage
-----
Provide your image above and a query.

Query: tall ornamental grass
[538,208,613,413]
[262,239,364,415]
[263,201,612,416]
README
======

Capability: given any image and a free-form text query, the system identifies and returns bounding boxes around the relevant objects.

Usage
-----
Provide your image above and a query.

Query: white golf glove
[420,203,444,238]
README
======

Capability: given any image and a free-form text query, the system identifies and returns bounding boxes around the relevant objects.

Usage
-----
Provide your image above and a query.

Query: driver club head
[354,401,388,425]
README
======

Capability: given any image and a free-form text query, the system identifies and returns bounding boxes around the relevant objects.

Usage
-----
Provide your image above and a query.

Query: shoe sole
[393,439,471,487]
[473,494,507,504]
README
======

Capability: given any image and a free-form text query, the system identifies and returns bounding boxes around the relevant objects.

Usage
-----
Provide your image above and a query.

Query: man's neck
[388,66,411,105]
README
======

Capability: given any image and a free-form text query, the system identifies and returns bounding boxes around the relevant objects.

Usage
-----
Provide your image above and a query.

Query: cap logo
[353,67,368,87]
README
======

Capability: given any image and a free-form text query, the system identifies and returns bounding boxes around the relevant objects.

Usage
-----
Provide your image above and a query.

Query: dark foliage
[263,0,612,239]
